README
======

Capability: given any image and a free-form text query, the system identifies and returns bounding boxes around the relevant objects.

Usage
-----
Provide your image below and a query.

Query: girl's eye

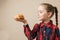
[39,11,43,13]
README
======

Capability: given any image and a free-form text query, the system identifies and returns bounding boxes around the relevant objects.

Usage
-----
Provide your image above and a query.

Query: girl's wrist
[23,20,28,24]
[23,21,28,26]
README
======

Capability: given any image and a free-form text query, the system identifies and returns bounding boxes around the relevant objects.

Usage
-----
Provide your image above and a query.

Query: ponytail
[54,7,58,27]
[40,3,58,26]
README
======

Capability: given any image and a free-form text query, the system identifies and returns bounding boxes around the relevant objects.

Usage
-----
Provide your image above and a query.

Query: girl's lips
[38,16,41,18]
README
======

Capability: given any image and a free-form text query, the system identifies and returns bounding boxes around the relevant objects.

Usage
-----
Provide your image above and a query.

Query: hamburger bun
[14,14,24,20]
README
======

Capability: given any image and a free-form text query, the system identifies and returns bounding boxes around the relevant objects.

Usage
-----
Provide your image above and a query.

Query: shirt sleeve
[23,23,39,40]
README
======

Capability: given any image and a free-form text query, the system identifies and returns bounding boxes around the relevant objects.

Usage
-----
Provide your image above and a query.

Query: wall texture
[0,0,60,40]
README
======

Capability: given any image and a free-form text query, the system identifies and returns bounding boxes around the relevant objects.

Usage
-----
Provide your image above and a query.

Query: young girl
[15,3,60,40]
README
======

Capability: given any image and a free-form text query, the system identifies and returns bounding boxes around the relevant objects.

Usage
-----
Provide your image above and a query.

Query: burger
[14,14,24,20]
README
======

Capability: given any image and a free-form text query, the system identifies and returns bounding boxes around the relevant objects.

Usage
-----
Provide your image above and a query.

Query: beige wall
[0,0,60,40]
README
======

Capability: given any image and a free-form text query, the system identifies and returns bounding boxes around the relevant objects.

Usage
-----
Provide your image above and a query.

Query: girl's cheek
[38,14,44,20]
[43,14,48,20]
[41,13,47,19]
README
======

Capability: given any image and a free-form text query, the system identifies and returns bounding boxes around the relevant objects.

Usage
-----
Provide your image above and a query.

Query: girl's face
[38,5,50,21]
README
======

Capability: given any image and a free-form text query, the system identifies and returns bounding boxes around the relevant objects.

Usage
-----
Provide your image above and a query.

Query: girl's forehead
[38,5,47,11]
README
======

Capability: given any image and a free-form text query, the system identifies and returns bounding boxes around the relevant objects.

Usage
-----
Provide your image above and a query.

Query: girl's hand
[14,14,27,24]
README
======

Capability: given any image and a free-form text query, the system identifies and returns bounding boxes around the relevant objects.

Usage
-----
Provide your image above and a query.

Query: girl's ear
[48,12,52,18]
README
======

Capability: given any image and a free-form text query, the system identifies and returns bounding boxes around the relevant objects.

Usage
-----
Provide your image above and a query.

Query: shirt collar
[40,20,53,28]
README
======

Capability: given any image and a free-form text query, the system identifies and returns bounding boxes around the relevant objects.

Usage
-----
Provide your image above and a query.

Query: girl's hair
[41,3,58,27]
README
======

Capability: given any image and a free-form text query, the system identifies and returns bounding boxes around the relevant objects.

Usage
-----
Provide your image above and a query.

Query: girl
[15,3,60,40]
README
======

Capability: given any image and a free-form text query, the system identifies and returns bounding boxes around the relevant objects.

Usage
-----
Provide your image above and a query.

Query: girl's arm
[23,23,39,40]
[14,14,39,39]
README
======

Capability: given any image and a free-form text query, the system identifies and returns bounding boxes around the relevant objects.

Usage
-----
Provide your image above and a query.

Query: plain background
[0,0,60,40]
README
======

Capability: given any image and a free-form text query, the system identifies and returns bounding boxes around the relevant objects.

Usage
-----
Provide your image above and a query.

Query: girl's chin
[38,19,42,21]
[38,19,44,22]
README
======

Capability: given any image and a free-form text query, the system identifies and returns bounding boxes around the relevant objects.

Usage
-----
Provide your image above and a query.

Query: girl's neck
[43,19,50,24]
